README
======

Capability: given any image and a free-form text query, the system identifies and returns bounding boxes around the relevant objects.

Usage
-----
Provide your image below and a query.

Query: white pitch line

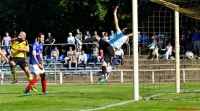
[80,94,164,111]
[80,100,137,111]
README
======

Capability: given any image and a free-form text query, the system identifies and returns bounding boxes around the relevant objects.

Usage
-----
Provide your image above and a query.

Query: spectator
[185,30,193,52]
[180,30,186,53]
[142,32,149,55]
[73,50,79,60]
[67,47,74,55]
[1,32,11,58]
[67,32,75,49]
[44,32,55,55]
[98,49,104,62]
[92,30,99,38]
[90,46,99,62]
[109,30,114,40]
[84,31,91,51]
[148,40,156,54]
[92,30,100,48]
[157,31,164,50]
[138,32,142,55]
[105,62,112,80]
[151,45,159,60]
[51,46,59,61]
[64,53,71,64]
[193,29,200,56]
[164,32,170,47]
[161,43,172,60]
[102,32,109,42]
[75,29,82,50]
[78,51,87,68]
[114,47,124,65]
[151,32,158,44]
[69,51,77,68]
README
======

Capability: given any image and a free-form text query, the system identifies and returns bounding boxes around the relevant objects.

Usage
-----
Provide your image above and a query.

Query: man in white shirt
[67,32,75,44]
[78,51,87,68]
[114,47,124,65]
[2,32,11,57]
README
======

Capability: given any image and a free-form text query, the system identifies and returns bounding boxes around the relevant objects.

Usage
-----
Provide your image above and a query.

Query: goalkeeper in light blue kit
[76,6,133,84]
[23,33,49,94]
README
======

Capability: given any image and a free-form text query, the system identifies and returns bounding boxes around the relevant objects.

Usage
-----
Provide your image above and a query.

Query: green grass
[0,83,200,111]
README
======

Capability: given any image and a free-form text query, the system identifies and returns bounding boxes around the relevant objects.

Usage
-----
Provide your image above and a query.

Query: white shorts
[30,64,45,75]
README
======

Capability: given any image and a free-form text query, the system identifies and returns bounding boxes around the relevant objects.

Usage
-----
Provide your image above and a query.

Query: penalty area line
[80,100,137,111]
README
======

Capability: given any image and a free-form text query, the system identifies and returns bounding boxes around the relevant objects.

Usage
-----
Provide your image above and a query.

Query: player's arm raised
[114,6,119,31]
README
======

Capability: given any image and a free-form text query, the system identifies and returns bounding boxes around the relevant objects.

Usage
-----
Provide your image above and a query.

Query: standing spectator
[109,30,115,40]
[185,30,193,52]
[69,51,77,68]
[92,30,100,49]
[157,31,164,49]
[180,30,186,53]
[138,32,142,55]
[78,50,87,68]
[67,32,75,49]
[142,32,148,55]
[114,47,124,65]
[84,31,91,51]
[102,32,109,42]
[193,29,200,56]
[44,32,55,56]
[151,32,158,44]
[75,29,82,51]
[2,32,11,58]
[164,32,170,47]
[51,46,59,61]
[92,30,99,38]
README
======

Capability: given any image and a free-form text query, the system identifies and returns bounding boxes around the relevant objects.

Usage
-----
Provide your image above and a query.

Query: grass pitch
[0,83,200,111]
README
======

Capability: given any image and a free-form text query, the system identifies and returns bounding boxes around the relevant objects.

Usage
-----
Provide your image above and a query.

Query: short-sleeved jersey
[11,40,29,57]
[107,29,128,50]
[29,42,43,65]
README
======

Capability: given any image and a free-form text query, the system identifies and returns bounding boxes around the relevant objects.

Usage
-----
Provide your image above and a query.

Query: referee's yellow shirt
[11,40,29,57]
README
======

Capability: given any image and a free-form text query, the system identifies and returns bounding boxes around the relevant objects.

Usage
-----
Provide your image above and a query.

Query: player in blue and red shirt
[23,33,49,94]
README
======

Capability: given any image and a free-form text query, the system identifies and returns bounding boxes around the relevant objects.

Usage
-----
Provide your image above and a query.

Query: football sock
[41,75,47,92]
[102,66,106,76]
[82,37,96,43]
[11,67,17,79]
[25,78,38,91]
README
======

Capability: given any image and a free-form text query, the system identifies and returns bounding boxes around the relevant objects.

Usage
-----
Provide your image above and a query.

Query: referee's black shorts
[98,39,115,63]
[10,57,28,69]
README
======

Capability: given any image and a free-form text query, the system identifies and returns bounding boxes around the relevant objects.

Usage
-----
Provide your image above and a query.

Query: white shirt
[67,36,75,44]
[2,36,11,46]
[166,46,172,55]
[115,49,124,56]
[78,54,87,62]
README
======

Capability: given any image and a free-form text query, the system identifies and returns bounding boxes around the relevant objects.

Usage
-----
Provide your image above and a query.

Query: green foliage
[0,0,133,42]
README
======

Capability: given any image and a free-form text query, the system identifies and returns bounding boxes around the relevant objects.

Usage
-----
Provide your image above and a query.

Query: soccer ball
[185,51,193,59]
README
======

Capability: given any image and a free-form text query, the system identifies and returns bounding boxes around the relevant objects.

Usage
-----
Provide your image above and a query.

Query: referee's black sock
[82,37,96,43]
[102,66,106,76]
